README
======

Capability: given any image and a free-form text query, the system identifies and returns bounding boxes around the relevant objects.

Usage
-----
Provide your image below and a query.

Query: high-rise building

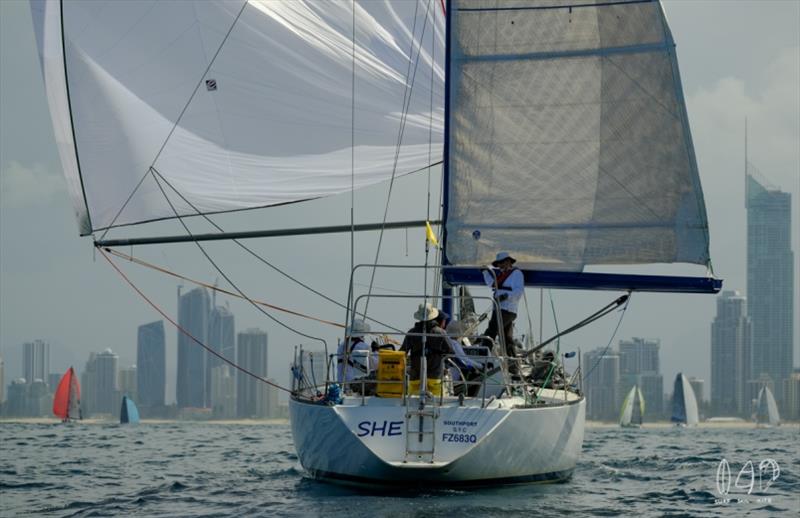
[137,321,166,409]
[119,365,137,402]
[710,290,751,417]
[94,349,119,415]
[207,305,235,407]
[81,353,98,415]
[618,337,663,419]
[583,348,619,421]
[47,373,61,393]
[210,365,236,419]
[22,340,49,384]
[783,370,800,422]
[236,328,269,418]
[689,377,705,405]
[746,173,794,411]
[177,287,210,408]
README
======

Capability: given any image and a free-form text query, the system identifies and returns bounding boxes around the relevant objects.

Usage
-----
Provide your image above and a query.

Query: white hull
[289,390,585,487]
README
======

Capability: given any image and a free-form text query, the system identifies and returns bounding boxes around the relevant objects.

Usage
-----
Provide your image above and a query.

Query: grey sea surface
[1,422,797,517]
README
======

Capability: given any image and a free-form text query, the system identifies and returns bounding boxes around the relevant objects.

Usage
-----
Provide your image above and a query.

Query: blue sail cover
[120,396,140,424]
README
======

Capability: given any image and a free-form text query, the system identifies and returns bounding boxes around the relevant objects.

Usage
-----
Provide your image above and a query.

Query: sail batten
[444,0,711,271]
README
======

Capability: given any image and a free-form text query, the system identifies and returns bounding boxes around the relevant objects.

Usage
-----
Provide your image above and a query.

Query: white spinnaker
[31,0,444,234]
[445,0,710,270]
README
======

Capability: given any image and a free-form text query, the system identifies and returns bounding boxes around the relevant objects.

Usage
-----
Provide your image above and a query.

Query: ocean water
[1,422,797,517]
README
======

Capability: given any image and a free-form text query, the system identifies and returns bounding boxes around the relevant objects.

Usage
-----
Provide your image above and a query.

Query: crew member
[400,303,451,396]
[336,319,372,383]
[482,251,524,361]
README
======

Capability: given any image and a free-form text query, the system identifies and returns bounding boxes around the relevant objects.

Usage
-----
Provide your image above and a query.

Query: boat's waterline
[289,392,586,488]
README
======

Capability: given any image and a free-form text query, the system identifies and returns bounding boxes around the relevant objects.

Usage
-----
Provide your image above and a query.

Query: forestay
[445,0,710,270]
[31,0,444,235]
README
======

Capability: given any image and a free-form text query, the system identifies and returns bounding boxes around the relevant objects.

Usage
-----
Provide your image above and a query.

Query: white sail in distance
[445,0,711,270]
[31,0,444,235]
[756,386,780,427]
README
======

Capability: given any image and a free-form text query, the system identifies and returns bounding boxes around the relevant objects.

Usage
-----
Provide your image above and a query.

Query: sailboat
[671,373,699,427]
[32,0,721,487]
[619,385,645,428]
[120,396,141,425]
[754,386,780,427]
[52,366,82,423]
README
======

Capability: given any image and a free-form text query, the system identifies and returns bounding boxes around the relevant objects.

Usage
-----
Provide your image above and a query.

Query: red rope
[99,247,292,393]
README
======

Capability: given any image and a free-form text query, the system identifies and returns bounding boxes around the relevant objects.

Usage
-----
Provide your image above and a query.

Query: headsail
[53,367,81,421]
[755,386,780,427]
[444,0,710,271]
[31,0,444,235]
[619,385,645,427]
[120,396,141,425]
[670,373,698,426]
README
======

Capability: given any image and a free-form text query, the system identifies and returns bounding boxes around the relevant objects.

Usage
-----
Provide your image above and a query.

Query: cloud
[0,160,65,208]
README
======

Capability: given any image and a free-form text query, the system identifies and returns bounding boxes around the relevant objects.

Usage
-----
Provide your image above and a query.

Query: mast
[441,0,453,317]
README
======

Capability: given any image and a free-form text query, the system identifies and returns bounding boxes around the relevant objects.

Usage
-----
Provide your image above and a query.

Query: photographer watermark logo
[715,458,780,505]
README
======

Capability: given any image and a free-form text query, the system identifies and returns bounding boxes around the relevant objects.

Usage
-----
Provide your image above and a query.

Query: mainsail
[444,0,710,271]
[52,367,81,421]
[31,0,444,235]
[670,373,698,426]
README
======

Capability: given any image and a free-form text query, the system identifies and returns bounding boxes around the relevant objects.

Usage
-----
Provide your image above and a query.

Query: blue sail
[120,396,140,424]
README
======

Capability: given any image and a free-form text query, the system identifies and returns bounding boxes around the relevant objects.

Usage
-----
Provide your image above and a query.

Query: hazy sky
[1,0,798,404]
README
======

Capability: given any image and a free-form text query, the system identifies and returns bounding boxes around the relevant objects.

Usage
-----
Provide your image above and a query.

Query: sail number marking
[442,432,477,443]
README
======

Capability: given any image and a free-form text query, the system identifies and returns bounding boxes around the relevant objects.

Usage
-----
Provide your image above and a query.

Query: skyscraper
[710,290,751,417]
[119,365,137,402]
[210,365,236,419]
[236,328,269,418]
[583,348,619,421]
[177,287,210,408]
[94,349,119,415]
[137,321,166,409]
[207,305,235,407]
[22,340,49,384]
[746,172,794,411]
[618,337,663,419]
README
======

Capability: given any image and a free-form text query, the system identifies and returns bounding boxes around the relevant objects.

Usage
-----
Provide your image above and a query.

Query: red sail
[52,367,79,420]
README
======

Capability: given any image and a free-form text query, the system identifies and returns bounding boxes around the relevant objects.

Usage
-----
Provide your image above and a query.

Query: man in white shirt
[481,251,524,361]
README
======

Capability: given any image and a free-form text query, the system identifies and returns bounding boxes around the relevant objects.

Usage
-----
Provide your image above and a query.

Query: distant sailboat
[671,373,699,426]
[52,367,81,422]
[755,386,780,427]
[620,386,645,428]
[120,396,140,425]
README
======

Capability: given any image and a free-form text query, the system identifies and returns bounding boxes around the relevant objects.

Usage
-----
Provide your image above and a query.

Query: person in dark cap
[482,251,524,361]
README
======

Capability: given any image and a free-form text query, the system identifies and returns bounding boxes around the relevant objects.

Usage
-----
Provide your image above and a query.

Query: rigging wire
[581,294,632,381]
[98,247,291,393]
[144,168,402,334]
[98,0,249,242]
[103,247,344,328]
[364,0,434,315]
[149,169,328,351]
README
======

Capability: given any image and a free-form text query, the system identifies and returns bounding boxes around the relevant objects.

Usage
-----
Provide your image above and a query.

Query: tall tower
[22,340,49,384]
[236,328,269,418]
[176,287,210,408]
[137,321,166,409]
[583,348,619,422]
[710,290,751,417]
[207,305,235,408]
[93,349,119,415]
[746,171,794,411]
